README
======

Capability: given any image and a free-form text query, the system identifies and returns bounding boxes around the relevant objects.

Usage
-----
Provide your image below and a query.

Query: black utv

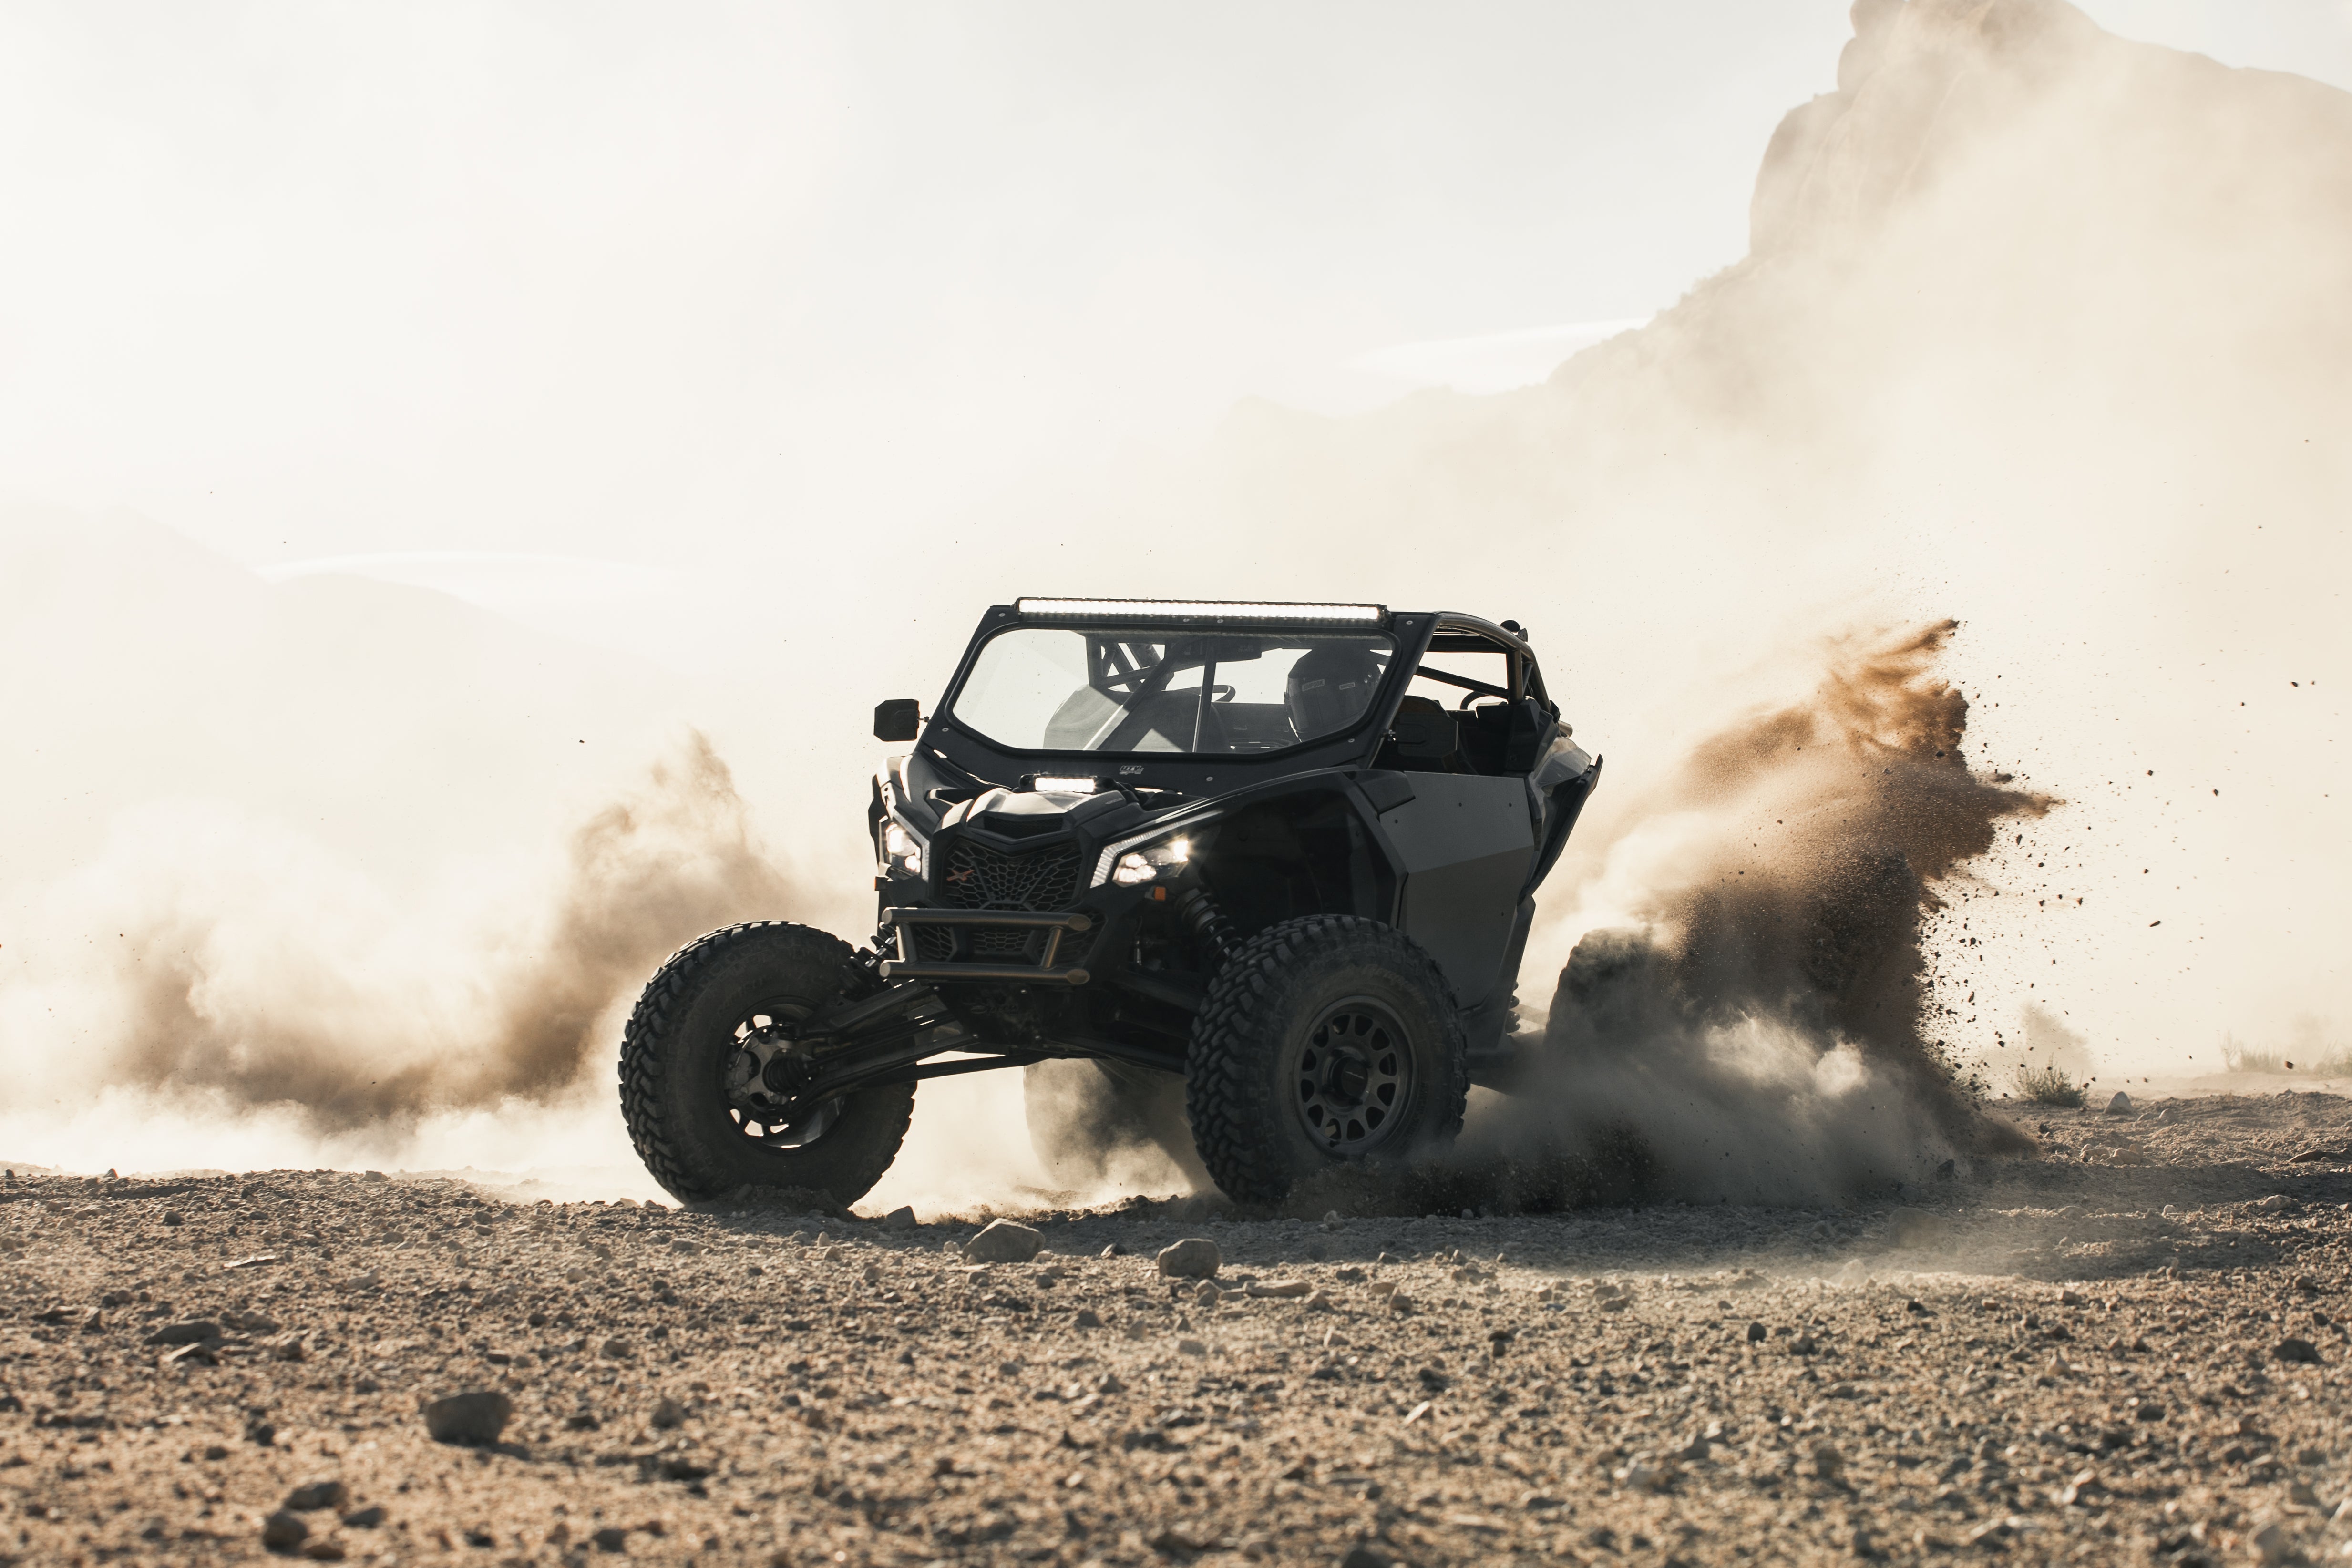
[618,598,1600,1206]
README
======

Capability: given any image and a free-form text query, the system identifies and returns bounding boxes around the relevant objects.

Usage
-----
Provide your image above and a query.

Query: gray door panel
[1375,775,1536,1006]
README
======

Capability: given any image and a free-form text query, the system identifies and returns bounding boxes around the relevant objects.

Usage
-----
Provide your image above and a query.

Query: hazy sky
[0,0,2344,615]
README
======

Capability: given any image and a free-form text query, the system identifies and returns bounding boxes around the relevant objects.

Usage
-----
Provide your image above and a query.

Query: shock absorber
[842,929,892,998]
[1173,888,1238,968]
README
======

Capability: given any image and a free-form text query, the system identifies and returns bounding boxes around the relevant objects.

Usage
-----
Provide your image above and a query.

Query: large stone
[284,1479,348,1512]
[963,1220,1044,1264]
[1156,1237,1222,1279]
[2106,1090,2134,1115]
[422,1391,514,1445]
[145,1319,221,1346]
[260,1511,308,1553]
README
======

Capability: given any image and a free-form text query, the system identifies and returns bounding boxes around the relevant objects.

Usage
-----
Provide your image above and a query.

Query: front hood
[943,786,1150,845]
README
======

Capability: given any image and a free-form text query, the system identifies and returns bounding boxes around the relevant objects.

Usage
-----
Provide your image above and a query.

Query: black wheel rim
[720,998,843,1149]
[1290,995,1414,1155]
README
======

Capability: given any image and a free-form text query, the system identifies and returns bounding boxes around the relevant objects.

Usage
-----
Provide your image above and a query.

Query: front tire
[618,922,914,1206]
[1185,915,1467,1204]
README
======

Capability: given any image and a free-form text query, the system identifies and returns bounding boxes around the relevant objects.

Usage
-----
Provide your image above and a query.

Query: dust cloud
[1491,621,2044,1205]
[0,734,805,1172]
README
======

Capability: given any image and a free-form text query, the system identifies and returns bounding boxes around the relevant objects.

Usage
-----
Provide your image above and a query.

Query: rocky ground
[12,1092,2352,1567]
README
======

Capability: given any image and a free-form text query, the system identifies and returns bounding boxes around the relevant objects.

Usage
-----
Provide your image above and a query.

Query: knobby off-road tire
[618,922,914,1206]
[1185,915,1468,1204]
[1022,1058,1212,1192]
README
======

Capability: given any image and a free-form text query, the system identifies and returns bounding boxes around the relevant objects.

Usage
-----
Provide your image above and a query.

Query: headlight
[879,819,925,876]
[1111,836,1189,886]
[1091,816,1218,888]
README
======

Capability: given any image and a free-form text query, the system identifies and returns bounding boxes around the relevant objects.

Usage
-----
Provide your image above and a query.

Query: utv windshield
[948,626,1396,756]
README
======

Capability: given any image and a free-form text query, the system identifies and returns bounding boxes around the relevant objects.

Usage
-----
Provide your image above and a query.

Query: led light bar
[1028,776,1100,794]
[1017,597,1386,623]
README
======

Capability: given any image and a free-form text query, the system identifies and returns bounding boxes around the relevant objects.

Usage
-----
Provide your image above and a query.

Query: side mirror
[1391,706,1457,761]
[873,699,922,743]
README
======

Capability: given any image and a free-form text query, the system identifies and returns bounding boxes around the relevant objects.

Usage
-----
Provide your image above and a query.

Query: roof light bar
[1017,597,1386,623]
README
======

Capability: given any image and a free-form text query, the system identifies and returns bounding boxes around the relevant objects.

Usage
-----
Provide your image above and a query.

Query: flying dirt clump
[1453,621,2046,1209]
[34,732,805,1133]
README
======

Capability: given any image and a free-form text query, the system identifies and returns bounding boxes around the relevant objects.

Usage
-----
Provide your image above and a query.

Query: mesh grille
[939,840,1082,912]
[904,839,1086,968]
[911,925,1090,965]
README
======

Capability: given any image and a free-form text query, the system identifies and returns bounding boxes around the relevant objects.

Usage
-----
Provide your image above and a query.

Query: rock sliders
[1156,1236,1222,1279]
[963,1219,1043,1264]
[422,1390,513,1445]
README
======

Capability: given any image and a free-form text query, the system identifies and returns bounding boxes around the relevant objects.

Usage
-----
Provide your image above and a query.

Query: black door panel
[1374,775,1535,1005]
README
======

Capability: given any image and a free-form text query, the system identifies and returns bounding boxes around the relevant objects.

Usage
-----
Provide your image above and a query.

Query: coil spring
[1173,888,1238,967]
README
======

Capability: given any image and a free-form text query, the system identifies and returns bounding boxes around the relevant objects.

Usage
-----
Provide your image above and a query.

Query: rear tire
[1022,1058,1210,1192]
[618,922,914,1206]
[1185,915,1467,1204]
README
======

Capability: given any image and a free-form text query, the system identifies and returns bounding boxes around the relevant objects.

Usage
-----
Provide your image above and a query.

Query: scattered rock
[341,1506,387,1529]
[1614,1455,1669,1493]
[965,1220,1045,1265]
[145,1319,221,1346]
[2106,1090,2134,1115]
[651,1396,686,1430]
[421,1391,513,1445]
[284,1479,348,1512]
[1156,1237,1222,1279]
[261,1511,309,1553]
[883,1206,918,1231]
[1746,1321,1767,1343]
[2275,1337,2322,1364]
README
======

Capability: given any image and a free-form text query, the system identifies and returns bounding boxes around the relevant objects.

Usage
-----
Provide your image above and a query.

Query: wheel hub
[725,1014,842,1148]
[1293,998,1411,1153]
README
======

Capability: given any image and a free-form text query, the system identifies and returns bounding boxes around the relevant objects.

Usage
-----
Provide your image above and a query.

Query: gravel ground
[12,1092,2352,1567]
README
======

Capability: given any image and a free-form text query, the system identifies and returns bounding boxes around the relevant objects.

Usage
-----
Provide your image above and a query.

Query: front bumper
[875,905,1098,985]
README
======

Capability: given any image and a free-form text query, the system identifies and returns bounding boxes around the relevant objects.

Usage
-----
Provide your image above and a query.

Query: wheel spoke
[1289,996,1417,1156]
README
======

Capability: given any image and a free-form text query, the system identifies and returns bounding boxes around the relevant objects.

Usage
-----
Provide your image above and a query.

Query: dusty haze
[1,0,2346,1205]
